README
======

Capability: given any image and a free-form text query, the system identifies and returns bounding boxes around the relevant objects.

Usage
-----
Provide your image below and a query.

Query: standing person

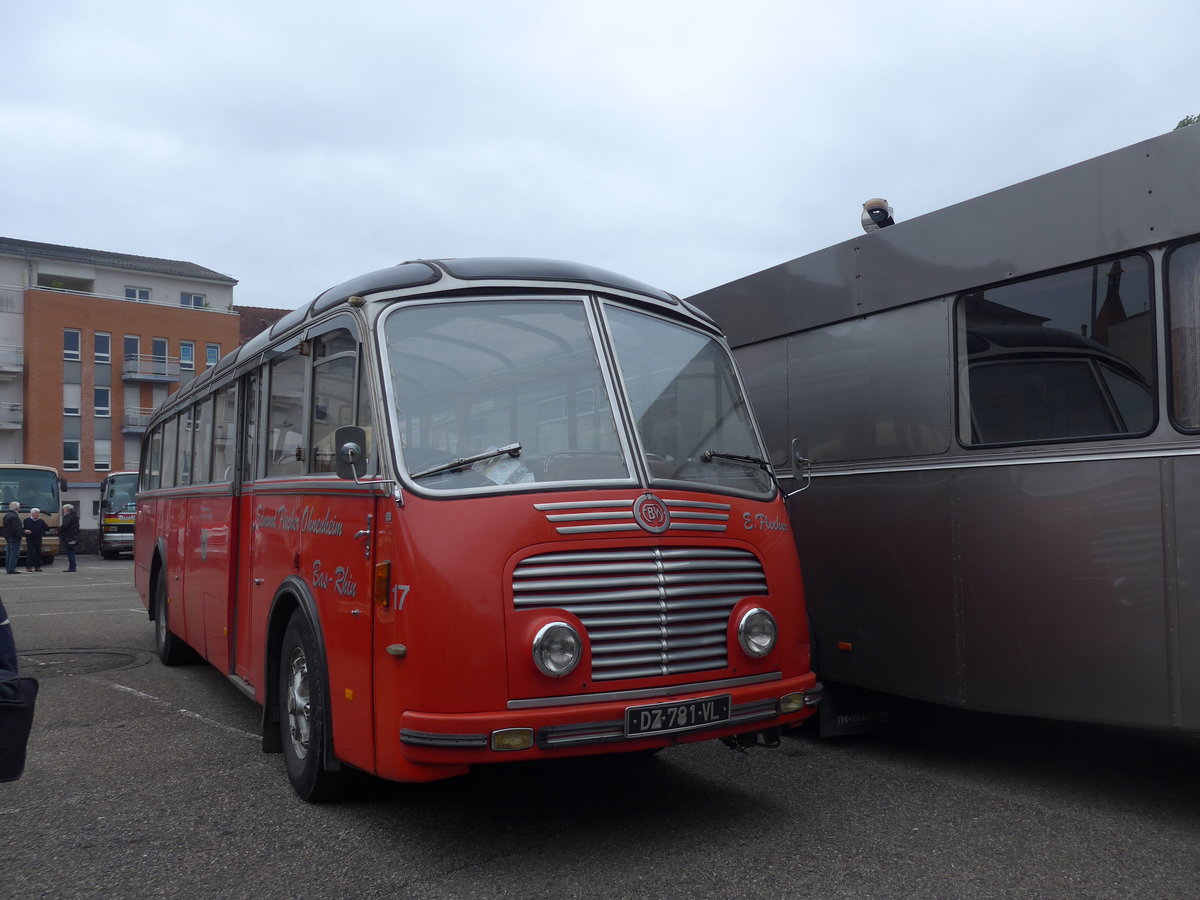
[59,503,79,572]
[22,509,47,573]
[3,501,21,575]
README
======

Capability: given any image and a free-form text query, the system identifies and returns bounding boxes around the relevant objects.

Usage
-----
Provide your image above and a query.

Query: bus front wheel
[278,610,345,802]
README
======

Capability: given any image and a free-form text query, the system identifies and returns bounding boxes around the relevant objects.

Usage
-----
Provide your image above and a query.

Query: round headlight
[532,622,581,677]
[737,608,777,658]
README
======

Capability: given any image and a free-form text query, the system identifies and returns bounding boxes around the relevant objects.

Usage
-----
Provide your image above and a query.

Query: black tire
[278,610,345,802]
[101,550,117,560]
[153,567,194,666]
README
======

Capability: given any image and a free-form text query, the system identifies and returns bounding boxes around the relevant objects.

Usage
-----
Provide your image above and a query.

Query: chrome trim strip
[546,511,635,522]
[555,523,643,533]
[800,443,1200,479]
[665,499,732,510]
[667,522,727,531]
[507,671,782,709]
[535,499,632,510]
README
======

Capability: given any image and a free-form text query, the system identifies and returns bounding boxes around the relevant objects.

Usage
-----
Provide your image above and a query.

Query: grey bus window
[192,397,213,486]
[356,349,377,477]
[311,328,358,474]
[786,300,952,463]
[1168,240,1200,430]
[212,384,238,483]
[241,370,262,483]
[958,254,1154,446]
[267,351,307,477]
[177,406,194,486]
[161,416,178,488]
[144,427,163,491]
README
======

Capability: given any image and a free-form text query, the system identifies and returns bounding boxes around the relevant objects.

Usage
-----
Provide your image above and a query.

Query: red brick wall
[23,290,241,477]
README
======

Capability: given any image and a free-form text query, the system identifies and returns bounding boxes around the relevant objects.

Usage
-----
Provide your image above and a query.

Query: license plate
[625,694,731,737]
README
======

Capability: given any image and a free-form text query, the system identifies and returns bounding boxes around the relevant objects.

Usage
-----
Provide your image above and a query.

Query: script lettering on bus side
[311,559,358,597]
[255,504,346,537]
[742,512,789,532]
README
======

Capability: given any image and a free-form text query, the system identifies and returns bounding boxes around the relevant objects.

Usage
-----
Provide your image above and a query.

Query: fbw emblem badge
[633,493,671,534]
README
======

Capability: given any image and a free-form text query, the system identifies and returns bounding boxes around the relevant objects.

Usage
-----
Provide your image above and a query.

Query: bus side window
[241,370,262,483]
[161,416,178,488]
[192,396,213,486]
[213,383,238,483]
[356,348,377,476]
[267,350,307,477]
[310,328,358,474]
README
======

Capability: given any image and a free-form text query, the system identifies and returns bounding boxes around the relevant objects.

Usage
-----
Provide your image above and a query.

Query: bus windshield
[0,467,61,514]
[101,472,139,512]
[383,297,772,495]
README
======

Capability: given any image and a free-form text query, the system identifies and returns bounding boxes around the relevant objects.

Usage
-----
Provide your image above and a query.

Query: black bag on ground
[0,669,38,782]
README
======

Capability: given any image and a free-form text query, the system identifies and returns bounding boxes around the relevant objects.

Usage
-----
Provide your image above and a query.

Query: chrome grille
[513,546,767,681]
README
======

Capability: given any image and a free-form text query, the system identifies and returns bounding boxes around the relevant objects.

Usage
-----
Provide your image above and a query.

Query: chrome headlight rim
[737,607,777,658]
[532,621,582,677]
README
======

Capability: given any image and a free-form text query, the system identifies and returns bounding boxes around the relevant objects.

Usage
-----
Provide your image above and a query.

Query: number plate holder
[624,694,732,738]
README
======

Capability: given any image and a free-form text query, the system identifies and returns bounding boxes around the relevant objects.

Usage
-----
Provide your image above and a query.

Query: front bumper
[397,673,821,762]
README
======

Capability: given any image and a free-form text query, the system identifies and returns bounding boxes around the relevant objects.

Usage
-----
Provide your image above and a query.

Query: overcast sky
[3,1,1198,309]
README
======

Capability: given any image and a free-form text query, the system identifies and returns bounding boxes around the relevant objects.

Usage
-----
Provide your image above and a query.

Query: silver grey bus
[690,124,1200,732]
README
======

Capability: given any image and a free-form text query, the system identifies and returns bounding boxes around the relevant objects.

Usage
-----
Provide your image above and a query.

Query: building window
[206,343,221,367]
[95,387,111,417]
[180,341,195,371]
[64,440,81,472]
[124,335,140,366]
[181,292,206,308]
[64,384,81,416]
[94,439,111,472]
[64,329,81,361]
[125,286,151,302]
[95,332,111,363]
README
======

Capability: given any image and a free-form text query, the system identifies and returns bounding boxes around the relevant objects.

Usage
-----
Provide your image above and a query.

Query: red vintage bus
[134,258,820,800]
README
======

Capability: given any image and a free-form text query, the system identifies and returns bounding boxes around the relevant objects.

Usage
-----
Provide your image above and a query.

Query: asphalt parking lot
[3,558,1200,898]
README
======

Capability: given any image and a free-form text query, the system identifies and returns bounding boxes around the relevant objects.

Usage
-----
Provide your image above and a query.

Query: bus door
[233,368,263,686]
[298,323,379,768]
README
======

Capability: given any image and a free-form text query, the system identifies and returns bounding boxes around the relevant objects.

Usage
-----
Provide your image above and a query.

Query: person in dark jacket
[59,504,79,572]
[22,509,47,573]
[3,501,21,575]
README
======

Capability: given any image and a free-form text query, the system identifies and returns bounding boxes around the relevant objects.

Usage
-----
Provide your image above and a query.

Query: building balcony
[0,344,22,380]
[122,407,156,434]
[0,401,21,429]
[123,354,180,383]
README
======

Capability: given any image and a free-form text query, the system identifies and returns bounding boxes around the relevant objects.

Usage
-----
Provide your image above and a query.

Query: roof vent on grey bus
[861,198,895,232]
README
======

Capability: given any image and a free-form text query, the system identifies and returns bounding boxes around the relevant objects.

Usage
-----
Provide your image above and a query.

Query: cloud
[3,0,1199,305]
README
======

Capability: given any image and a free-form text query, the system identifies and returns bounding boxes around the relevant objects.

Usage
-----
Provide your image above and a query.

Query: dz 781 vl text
[134,257,820,800]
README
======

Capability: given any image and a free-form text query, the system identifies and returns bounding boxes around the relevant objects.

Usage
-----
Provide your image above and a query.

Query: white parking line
[105,682,260,740]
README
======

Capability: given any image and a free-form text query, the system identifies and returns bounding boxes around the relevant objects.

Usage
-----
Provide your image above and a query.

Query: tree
[1176,114,1199,130]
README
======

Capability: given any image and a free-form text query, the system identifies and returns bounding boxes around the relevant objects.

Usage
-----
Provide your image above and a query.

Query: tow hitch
[720,726,782,754]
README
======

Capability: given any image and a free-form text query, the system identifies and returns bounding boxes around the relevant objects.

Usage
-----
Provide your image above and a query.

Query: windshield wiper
[701,450,781,492]
[702,450,770,469]
[410,443,523,480]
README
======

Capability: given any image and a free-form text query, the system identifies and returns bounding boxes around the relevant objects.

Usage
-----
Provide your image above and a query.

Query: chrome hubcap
[285,647,312,759]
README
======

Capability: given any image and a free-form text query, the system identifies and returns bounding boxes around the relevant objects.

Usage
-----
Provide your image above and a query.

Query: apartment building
[0,236,240,533]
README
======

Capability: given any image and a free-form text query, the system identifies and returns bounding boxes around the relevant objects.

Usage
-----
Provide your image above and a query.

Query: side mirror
[334,426,367,480]
[59,478,69,491]
[787,437,812,497]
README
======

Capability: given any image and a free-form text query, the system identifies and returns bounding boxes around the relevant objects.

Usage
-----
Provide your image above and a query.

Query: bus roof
[162,257,715,415]
[689,125,1200,348]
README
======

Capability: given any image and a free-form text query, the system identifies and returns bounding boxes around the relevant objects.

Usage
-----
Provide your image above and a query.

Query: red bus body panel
[137,480,814,782]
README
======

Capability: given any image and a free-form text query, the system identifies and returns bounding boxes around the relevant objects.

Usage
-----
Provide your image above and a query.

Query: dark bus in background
[690,124,1200,732]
